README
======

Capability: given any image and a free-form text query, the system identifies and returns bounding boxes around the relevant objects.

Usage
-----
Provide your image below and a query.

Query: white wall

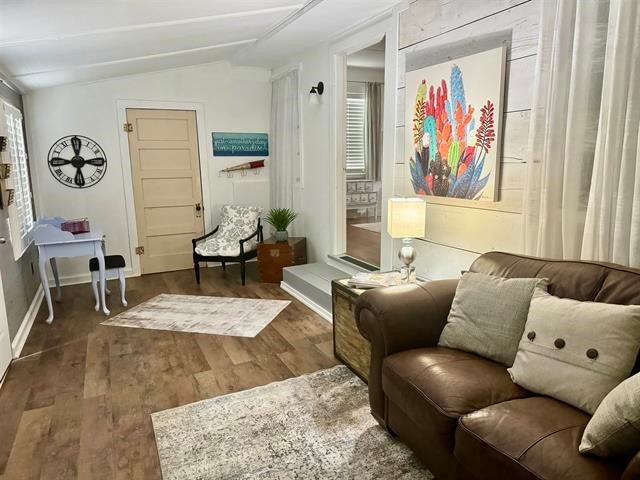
[393,0,540,279]
[24,61,272,282]
[347,66,385,83]
[280,14,398,265]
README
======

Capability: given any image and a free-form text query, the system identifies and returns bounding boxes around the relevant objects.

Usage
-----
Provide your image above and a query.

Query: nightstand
[257,237,307,283]
[331,279,371,383]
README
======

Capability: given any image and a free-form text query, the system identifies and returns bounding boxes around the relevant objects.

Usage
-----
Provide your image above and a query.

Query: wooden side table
[332,279,371,383]
[257,237,307,283]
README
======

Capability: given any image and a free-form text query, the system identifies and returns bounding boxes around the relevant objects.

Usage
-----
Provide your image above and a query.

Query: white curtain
[524,0,609,259]
[581,0,640,267]
[269,69,300,210]
[525,0,640,267]
[366,82,384,181]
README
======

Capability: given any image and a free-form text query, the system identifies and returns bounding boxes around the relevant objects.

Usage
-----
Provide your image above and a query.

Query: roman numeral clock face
[47,135,107,188]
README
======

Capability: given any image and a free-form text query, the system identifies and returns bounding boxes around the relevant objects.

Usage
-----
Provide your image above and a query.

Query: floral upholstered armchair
[192,205,263,285]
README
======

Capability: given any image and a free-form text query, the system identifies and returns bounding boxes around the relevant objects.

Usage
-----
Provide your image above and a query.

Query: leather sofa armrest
[354,279,458,427]
[623,451,640,480]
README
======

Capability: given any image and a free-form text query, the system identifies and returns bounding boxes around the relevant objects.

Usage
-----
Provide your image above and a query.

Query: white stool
[89,255,127,311]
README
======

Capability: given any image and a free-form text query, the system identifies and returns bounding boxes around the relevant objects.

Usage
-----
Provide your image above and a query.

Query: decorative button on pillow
[508,288,640,414]
[438,272,548,366]
[580,372,640,457]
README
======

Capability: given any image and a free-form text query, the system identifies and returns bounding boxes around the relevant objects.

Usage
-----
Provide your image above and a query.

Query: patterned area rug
[151,366,432,479]
[352,222,382,233]
[101,293,290,337]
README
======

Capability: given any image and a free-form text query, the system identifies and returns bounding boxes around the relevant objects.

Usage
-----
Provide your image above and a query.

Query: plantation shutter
[3,102,35,259]
[346,84,366,175]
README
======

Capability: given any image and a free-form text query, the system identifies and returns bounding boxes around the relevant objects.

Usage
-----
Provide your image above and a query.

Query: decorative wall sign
[212,132,269,157]
[405,46,506,202]
[47,135,107,188]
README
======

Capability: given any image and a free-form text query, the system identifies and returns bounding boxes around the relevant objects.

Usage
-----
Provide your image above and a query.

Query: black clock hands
[74,167,86,187]
[71,136,82,156]
[85,158,105,167]
[49,157,72,166]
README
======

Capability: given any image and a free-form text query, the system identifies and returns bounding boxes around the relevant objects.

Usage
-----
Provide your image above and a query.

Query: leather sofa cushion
[382,347,530,444]
[455,397,628,480]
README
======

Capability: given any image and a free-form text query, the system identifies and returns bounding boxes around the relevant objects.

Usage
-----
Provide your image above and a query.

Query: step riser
[283,269,333,313]
[281,262,352,319]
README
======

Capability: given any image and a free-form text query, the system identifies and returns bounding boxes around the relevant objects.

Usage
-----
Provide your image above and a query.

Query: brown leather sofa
[355,252,640,480]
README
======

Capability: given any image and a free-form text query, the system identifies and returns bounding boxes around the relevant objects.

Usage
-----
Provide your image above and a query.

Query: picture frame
[404,45,506,203]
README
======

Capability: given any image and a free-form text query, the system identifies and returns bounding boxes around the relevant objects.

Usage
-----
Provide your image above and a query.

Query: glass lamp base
[400,265,416,284]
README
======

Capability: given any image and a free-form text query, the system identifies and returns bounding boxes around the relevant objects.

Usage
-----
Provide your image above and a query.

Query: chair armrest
[239,226,261,244]
[192,225,219,245]
[239,220,263,255]
[623,451,640,480]
[354,279,458,426]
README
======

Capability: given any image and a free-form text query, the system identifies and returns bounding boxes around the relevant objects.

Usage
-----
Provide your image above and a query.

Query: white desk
[33,221,109,324]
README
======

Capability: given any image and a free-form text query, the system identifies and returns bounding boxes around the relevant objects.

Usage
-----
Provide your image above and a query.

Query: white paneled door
[126,109,204,274]
[0,269,12,384]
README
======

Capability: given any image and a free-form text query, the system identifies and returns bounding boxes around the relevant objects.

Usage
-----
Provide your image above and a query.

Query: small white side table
[33,222,109,324]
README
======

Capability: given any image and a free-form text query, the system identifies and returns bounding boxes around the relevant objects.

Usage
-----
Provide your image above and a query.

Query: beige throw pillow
[438,272,548,366]
[580,373,640,457]
[508,288,640,414]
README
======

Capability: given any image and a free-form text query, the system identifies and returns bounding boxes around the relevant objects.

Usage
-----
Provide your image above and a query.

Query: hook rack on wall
[218,159,265,179]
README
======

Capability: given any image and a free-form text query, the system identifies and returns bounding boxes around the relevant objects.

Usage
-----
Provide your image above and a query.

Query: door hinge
[123,122,133,133]
[135,246,145,255]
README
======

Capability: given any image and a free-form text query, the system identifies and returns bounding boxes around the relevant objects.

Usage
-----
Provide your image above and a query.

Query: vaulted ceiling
[0,0,398,92]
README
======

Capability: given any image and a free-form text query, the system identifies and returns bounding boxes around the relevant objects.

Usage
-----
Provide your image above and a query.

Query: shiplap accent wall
[393,0,540,279]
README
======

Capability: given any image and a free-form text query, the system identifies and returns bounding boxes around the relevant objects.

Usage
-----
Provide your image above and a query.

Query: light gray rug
[352,222,382,233]
[151,366,432,480]
[101,293,290,337]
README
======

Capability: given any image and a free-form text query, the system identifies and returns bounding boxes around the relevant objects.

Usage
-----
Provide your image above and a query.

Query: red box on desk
[61,218,90,234]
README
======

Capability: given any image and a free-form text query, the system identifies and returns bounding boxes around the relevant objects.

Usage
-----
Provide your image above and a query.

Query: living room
[0,0,639,479]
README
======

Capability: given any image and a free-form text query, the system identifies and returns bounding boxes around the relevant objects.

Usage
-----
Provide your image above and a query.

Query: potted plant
[265,208,297,242]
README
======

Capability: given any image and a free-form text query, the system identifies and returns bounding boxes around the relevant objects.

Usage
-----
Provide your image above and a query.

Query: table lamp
[387,197,426,283]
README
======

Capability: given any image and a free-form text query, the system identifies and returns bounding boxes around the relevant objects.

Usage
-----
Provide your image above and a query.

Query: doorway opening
[344,39,385,268]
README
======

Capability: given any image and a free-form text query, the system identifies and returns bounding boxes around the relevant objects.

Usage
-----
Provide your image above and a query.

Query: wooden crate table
[257,237,307,283]
[332,278,371,383]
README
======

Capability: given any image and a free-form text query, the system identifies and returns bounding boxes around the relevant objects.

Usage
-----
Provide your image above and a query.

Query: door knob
[195,203,202,217]
[0,237,6,244]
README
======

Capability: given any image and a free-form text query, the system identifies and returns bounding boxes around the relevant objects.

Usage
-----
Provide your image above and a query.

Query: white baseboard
[48,267,137,286]
[11,284,44,358]
[280,281,333,323]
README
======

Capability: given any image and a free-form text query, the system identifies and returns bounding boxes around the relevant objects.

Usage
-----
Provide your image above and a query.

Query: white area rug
[151,366,431,479]
[101,293,290,337]
[352,222,382,233]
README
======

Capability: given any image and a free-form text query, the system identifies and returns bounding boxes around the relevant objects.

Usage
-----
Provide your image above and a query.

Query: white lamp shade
[387,197,426,238]
[308,92,320,105]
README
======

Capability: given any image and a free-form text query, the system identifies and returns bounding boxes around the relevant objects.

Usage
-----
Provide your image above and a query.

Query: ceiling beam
[233,0,326,62]
[13,38,258,79]
[0,5,302,48]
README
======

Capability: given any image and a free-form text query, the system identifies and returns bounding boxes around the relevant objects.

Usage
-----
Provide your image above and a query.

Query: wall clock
[47,135,107,188]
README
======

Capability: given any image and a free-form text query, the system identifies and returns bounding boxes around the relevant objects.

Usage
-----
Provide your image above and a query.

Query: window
[3,102,34,259]
[346,83,367,176]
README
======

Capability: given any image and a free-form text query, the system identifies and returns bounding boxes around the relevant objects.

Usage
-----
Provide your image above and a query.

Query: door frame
[328,14,397,270]
[116,100,211,277]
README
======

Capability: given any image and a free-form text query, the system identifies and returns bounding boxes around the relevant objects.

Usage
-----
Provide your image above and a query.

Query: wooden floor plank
[0,264,339,479]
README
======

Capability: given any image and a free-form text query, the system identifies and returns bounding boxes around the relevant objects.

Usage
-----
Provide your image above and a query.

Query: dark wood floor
[0,264,338,480]
[346,217,381,267]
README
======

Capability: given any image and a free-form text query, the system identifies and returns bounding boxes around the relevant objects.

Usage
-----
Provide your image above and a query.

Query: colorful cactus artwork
[406,47,505,201]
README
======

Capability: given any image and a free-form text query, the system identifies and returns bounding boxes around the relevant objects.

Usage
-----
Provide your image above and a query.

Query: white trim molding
[280,281,332,323]
[327,14,397,267]
[116,99,212,277]
[11,284,44,358]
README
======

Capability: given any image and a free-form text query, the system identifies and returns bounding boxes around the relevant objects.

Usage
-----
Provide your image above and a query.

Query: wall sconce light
[309,81,324,105]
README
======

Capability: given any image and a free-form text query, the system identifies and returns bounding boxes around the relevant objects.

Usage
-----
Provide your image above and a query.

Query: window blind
[346,90,366,174]
[3,102,34,259]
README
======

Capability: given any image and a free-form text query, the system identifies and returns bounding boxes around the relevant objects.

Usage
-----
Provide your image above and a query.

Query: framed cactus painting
[405,46,506,202]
